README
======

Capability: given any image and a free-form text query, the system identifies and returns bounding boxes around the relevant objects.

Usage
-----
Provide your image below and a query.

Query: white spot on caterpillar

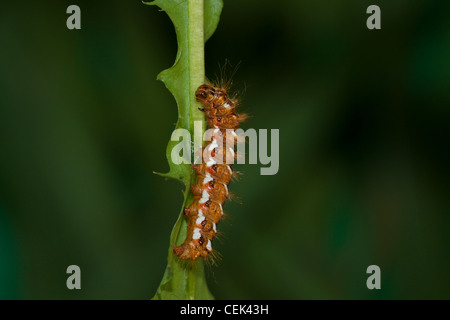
[206,240,212,251]
[198,209,204,217]
[196,215,205,225]
[193,228,201,240]
[209,139,219,150]
[213,223,217,232]
[223,103,231,109]
[227,165,233,175]
[199,190,210,204]
[206,158,216,167]
[203,175,213,184]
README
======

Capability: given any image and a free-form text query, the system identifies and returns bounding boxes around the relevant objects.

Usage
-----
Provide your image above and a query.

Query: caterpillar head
[196,84,230,109]
[196,85,216,104]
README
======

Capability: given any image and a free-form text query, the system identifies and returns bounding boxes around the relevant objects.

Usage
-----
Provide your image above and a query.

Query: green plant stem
[151,0,213,300]
[188,1,207,130]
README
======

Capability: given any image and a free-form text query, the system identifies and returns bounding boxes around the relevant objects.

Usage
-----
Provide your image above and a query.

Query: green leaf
[144,0,223,300]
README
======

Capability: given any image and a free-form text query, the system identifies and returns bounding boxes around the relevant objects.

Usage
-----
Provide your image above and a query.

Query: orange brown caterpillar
[173,84,246,261]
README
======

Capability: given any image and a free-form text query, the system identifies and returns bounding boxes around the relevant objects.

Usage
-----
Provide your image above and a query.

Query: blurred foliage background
[0,0,449,299]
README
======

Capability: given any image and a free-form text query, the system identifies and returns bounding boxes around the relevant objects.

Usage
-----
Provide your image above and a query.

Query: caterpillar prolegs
[173,84,246,261]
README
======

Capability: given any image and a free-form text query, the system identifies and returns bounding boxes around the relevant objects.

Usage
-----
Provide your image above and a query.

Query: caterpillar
[173,84,246,261]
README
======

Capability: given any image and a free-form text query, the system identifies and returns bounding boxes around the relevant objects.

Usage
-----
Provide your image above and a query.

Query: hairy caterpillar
[173,84,246,261]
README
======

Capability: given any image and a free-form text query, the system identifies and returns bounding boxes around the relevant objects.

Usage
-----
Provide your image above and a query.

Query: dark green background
[1,0,449,299]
